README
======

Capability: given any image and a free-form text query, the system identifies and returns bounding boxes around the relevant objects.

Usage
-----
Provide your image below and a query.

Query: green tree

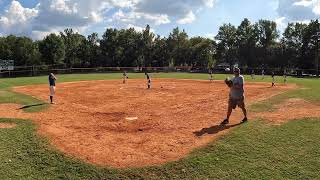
[100,28,119,66]
[236,18,259,67]
[167,27,190,66]
[301,20,320,70]
[0,35,41,66]
[282,23,308,68]
[87,33,102,67]
[76,33,102,67]
[215,23,238,66]
[117,28,142,67]
[60,29,86,67]
[152,36,169,67]
[255,20,279,66]
[38,34,65,65]
[190,37,216,67]
[141,25,155,67]
[0,36,13,60]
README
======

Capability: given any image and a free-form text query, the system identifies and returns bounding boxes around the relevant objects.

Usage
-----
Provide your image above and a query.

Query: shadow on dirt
[193,122,243,137]
[18,103,47,110]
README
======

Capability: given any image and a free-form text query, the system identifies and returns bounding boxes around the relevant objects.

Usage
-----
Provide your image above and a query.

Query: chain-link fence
[0,64,319,78]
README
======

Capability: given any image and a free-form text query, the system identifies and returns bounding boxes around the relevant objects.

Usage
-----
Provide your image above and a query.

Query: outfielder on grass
[283,69,287,84]
[262,69,265,79]
[221,67,248,125]
[48,73,57,104]
[251,70,255,80]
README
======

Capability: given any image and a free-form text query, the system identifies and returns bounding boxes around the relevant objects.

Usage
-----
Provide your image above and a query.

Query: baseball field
[1,73,320,179]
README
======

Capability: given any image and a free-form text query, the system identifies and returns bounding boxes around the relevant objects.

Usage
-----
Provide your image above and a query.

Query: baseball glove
[225,78,233,88]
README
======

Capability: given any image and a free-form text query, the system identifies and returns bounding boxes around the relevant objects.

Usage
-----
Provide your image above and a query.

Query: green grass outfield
[0,73,320,179]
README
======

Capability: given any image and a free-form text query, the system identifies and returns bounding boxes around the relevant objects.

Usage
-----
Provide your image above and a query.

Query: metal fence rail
[0,65,319,78]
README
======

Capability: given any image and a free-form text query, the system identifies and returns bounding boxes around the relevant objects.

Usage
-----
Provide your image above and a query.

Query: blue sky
[0,0,319,39]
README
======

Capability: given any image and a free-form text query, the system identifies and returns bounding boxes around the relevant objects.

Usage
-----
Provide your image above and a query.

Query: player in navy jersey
[145,72,151,89]
[271,72,275,87]
[48,73,57,104]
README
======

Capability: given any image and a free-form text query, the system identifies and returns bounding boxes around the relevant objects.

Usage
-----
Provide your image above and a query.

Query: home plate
[126,117,138,121]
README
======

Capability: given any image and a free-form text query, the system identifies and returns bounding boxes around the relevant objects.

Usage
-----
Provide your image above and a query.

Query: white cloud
[278,0,320,21]
[204,33,215,40]
[177,11,196,24]
[109,0,138,8]
[275,16,287,30]
[31,29,60,40]
[49,0,77,14]
[313,1,320,15]
[293,0,320,14]
[0,0,215,39]
[133,0,215,24]
[0,1,38,36]
[126,24,155,33]
[110,9,170,26]
[0,0,116,39]
[202,0,215,8]
[127,24,144,32]
[293,0,313,7]
[296,19,311,24]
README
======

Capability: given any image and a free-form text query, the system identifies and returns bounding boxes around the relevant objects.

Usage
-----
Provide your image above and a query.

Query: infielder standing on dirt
[271,71,275,87]
[209,69,213,82]
[48,73,57,104]
[123,71,128,84]
[145,72,151,89]
[221,67,248,125]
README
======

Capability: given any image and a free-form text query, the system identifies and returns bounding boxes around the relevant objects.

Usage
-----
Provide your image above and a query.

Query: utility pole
[317,38,319,78]
[317,32,319,78]
[312,32,320,78]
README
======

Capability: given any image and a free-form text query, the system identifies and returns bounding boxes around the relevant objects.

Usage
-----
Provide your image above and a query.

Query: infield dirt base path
[0,79,297,168]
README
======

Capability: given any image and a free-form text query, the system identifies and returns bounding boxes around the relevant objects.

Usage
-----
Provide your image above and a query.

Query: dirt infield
[257,98,320,124]
[0,79,298,168]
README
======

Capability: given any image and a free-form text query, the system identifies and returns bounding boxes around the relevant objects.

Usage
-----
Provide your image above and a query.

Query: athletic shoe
[220,119,229,125]
[241,117,248,123]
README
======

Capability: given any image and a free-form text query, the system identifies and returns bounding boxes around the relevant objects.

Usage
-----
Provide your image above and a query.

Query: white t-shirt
[230,75,244,99]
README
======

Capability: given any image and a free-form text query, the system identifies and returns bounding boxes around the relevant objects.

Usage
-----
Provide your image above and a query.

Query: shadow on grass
[193,122,243,137]
[18,103,47,110]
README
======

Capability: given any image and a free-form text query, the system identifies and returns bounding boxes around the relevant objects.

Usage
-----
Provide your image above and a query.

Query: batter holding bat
[48,72,57,104]
[221,67,248,125]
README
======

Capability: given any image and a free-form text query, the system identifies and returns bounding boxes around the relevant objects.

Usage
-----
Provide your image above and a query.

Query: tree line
[0,19,319,70]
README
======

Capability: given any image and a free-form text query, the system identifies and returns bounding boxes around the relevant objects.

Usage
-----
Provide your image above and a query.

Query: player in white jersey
[221,67,248,125]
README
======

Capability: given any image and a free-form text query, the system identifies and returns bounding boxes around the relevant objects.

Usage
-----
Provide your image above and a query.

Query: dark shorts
[228,96,245,109]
